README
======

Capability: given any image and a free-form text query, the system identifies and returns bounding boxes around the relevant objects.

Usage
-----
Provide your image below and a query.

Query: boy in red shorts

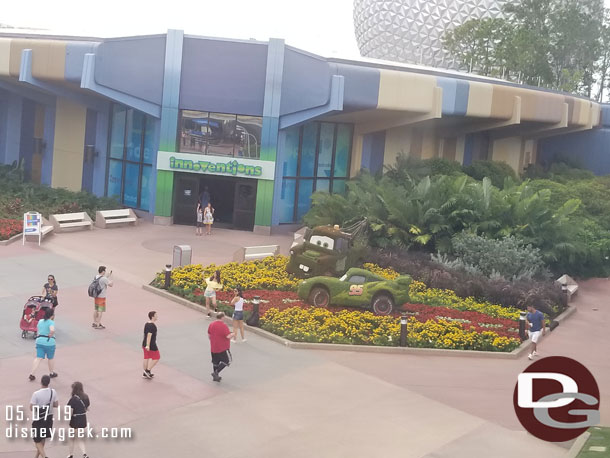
[142,311,160,379]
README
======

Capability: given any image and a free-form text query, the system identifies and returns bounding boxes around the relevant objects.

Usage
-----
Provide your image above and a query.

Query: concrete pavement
[0,222,606,457]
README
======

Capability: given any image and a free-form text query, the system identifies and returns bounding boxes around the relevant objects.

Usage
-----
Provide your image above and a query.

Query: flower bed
[260,307,520,351]
[0,219,22,241]
[152,256,299,291]
[364,263,521,320]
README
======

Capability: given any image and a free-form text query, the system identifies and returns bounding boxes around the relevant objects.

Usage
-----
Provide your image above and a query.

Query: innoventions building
[1,30,609,233]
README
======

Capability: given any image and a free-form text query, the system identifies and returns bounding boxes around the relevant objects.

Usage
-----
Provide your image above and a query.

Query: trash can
[172,245,192,267]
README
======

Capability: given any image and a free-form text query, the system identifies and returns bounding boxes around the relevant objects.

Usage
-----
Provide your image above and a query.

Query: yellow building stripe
[0,38,11,77]
[377,69,437,113]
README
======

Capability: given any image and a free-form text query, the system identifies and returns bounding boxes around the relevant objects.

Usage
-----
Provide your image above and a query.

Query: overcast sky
[1,0,361,58]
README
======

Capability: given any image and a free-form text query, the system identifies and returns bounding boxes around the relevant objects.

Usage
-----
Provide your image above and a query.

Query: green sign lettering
[169,156,264,178]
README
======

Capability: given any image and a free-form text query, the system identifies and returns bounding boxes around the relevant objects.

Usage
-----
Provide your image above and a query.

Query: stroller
[20,296,52,339]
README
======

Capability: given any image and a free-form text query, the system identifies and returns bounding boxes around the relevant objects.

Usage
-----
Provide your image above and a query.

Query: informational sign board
[23,211,42,246]
[156,151,275,181]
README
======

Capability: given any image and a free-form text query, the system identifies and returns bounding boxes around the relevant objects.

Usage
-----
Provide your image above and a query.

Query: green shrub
[0,163,119,220]
[435,233,547,281]
[463,160,519,189]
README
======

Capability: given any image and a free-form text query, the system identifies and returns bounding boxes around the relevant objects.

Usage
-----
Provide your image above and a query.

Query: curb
[567,431,590,458]
[141,284,539,359]
[554,304,577,325]
[0,232,22,246]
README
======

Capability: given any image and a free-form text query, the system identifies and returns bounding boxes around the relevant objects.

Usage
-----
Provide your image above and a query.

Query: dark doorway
[173,173,258,230]
[173,174,200,225]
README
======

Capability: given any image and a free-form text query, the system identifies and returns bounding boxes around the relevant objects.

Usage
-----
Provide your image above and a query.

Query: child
[196,202,203,236]
[203,203,214,235]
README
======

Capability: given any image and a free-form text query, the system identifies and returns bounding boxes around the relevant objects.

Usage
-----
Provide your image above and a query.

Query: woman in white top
[204,270,222,318]
[231,287,246,342]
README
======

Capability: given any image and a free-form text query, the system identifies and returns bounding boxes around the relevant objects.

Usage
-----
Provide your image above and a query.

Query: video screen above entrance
[173,172,258,231]
[178,110,262,159]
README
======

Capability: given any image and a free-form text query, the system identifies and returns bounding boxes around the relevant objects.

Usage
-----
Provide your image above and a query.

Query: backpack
[88,276,103,298]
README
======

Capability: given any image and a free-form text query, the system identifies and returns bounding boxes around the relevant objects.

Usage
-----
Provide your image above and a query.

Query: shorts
[36,344,56,359]
[143,347,161,360]
[211,350,232,367]
[204,290,216,298]
[32,417,53,443]
[94,297,106,312]
[197,221,203,228]
[530,330,541,343]
[233,310,244,320]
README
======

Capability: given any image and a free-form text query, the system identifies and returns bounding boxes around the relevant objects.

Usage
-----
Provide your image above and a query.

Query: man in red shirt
[208,312,234,382]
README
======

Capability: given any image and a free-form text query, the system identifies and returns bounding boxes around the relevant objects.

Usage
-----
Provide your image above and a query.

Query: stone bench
[95,209,138,229]
[233,245,280,262]
[49,212,93,232]
[555,274,578,302]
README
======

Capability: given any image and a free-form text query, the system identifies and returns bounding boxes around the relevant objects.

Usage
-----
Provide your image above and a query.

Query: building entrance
[173,173,258,231]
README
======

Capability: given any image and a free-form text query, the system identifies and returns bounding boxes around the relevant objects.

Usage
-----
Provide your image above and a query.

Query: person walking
[29,308,57,381]
[204,270,222,318]
[142,311,160,379]
[30,374,58,458]
[208,312,234,382]
[526,304,546,360]
[196,201,204,236]
[92,266,113,330]
[231,287,246,342]
[203,202,214,235]
[67,381,91,458]
[42,274,58,307]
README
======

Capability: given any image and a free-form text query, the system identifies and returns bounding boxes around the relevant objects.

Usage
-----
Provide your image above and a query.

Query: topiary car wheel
[372,294,394,315]
[308,286,330,307]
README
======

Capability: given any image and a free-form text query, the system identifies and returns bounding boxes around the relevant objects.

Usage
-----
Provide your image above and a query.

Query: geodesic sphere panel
[353,0,513,69]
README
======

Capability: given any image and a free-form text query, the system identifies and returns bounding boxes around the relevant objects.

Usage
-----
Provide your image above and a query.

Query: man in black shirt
[142,311,160,379]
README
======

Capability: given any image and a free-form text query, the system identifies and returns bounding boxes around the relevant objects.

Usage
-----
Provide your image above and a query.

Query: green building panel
[255,180,274,227]
[154,170,174,217]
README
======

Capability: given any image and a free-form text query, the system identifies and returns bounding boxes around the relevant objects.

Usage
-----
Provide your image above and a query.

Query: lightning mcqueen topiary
[297,268,412,315]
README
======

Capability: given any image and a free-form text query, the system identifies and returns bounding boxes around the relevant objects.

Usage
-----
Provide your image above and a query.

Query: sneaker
[29,374,35,381]
[49,372,58,378]
[532,351,539,356]
[231,338,237,343]
[528,353,533,360]
[146,370,154,378]
[211,372,221,382]
[241,338,247,343]
[92,323,98,328]
[96,324,106,329]
[142,371,151,379]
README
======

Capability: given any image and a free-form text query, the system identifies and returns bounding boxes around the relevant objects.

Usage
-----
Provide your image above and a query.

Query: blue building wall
[538,104,610,175]
[361,131,385,174]
[179,37,267,115]
[333,63,379,112]
[95,36,165,105]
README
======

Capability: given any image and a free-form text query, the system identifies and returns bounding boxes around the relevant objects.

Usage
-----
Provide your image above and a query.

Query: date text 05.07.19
[4,405,72,422]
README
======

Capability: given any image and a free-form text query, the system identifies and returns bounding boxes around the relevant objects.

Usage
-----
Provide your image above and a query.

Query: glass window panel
[207,113,237,157]
[317,123,334,178]
[139,165,152,211]
[296,179,314,221]
[123,162,140,208]
[110,105,126,159]
[179,110,209,154]
[315,179,330,193]
[299,123,318,177]
[107,159,123,200]
[235,115,262,159]
[280,127,300,177]
[332,179,346,195]
[143,116,156,165]
[126,110,143,162]
[334,124,352,178]
[279,179,296,223]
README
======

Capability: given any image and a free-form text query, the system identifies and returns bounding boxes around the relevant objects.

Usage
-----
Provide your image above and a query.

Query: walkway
[0,222,607,457]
